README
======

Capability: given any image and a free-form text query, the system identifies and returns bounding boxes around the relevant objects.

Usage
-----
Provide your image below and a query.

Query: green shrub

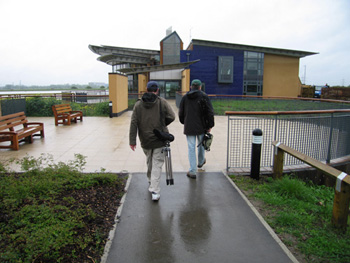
[128,98,137,110]
[0,154,125,262]
[268,176,317,202]
[25,98,111,117]
[26,97,61,116]
[93,101,110,116]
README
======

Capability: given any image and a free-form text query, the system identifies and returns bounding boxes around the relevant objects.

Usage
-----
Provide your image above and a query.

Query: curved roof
[89,45,159,56]
[88,45,160,65]
[97,54,156,65]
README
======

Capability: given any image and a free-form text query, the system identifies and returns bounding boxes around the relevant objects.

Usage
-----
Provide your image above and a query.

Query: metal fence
[175,93,350,171]
[226,110,350,171]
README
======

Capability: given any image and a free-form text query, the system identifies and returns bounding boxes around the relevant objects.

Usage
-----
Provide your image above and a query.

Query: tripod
[153,129,175,186]
[162,140,174,185]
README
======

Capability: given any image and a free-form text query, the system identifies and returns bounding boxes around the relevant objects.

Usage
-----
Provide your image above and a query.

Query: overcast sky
[0,0,349,87]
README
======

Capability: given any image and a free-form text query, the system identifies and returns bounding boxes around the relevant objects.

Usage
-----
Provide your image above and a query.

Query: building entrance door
[155,81,180,99]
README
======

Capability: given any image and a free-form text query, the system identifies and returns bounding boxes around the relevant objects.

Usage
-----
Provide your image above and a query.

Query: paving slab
[104,172,297,263]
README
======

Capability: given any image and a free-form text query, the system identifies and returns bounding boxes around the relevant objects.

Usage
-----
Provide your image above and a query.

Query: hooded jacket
[129,92,175,149]
[178,89,214,135]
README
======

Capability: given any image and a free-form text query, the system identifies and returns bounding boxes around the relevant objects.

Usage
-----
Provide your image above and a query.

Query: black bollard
[250,129,263,180]
[109,101,113,118]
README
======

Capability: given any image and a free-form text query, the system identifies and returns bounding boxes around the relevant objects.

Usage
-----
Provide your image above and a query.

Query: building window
[243,51,264,95]
[218,56,234,83]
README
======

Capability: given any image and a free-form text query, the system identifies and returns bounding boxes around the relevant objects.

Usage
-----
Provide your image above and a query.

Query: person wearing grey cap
[179,79,215,179]
[129,81,175,201]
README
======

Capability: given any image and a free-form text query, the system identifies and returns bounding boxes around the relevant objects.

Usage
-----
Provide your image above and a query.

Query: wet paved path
[104,172,297,263]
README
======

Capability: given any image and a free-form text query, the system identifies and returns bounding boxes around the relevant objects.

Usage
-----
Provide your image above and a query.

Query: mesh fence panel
[227,113,350,169]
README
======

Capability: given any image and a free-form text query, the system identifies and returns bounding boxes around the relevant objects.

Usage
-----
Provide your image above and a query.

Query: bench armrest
[25,122,44,126]
[23,122,44,127]
[0,131,17,135]
[57,113,70,117]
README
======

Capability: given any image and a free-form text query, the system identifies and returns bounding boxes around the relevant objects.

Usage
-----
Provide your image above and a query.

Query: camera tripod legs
[163,145,174,185]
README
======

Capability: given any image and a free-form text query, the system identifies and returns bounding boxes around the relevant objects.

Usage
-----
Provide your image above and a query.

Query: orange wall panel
[263,54,301,97]
[181,69,190,92]
[108,73,128,116]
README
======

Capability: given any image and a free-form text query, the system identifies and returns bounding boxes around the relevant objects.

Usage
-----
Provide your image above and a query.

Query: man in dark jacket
[129,81,175,201]
[179,79,214,179]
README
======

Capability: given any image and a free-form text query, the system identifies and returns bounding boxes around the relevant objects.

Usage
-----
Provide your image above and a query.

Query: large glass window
[218,56,234,83]
[243,51,264,95]
[128,75,138,94]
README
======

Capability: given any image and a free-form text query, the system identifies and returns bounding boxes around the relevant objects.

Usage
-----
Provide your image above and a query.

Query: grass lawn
[230,174,350,263]
[211,98,350,115]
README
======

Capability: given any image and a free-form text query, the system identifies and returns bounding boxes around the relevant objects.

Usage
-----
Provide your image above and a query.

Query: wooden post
[273,146,284,179]
[332,182,350,230]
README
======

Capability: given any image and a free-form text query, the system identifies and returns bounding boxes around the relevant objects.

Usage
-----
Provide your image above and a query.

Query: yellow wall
[181,69,190,92]
[108,73,128,116]
[138,74,147,94]
[263,54,301,97]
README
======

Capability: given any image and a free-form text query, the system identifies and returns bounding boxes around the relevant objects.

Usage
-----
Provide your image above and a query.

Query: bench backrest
[0,112,27,131]
[52,104,72,115]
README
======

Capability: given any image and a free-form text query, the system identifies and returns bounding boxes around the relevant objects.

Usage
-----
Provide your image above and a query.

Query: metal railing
[226,110,350,171]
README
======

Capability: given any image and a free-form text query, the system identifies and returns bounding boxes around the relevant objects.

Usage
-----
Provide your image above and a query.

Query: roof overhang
[98,54,155,65]
[116,60,200,75]
[89,45,159,57]
[189,39,318,58]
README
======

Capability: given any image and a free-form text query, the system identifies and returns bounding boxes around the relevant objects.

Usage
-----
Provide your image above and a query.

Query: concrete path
[0,100,228,174]
[103,172,297,263]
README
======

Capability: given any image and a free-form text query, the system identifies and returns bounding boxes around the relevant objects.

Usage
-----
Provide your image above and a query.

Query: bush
[93,101,110,116]
[26,97,61,116]
[25,98,110,117]
[0,154,126,262]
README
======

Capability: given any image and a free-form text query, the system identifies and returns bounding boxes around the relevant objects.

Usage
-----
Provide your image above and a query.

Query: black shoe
[198,159,206,168]
[186,172,197,179]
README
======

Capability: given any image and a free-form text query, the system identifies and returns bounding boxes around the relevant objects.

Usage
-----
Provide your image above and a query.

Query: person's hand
[207,128,212,133]
[130,145,136,151]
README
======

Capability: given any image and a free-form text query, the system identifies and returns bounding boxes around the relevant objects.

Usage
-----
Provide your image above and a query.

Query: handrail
[272,141,350,183]
[272,141,350,230]
[225,109,350,115]
[175,92,350,104]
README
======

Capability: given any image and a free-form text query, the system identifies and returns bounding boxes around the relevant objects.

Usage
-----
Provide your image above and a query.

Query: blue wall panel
[181,45,244,95]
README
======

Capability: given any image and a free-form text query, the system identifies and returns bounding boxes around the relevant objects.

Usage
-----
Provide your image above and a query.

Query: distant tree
[100,86,105,89]
[71,86,77,89]
[86,86,92,89]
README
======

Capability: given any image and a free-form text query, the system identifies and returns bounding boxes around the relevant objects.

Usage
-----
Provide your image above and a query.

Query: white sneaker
[152,192,160,201]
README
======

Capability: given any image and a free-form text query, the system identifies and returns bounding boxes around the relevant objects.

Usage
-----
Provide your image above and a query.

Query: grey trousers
[143,147,164,194]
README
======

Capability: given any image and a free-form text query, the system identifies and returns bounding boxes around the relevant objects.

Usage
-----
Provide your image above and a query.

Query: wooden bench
[52,104,83,126]
[0,112,45,150]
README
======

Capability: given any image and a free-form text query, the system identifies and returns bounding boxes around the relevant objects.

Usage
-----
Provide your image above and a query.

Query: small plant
[0,154,127,262]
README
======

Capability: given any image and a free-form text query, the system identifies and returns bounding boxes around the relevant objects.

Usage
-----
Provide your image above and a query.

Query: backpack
[198,96,212,131]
